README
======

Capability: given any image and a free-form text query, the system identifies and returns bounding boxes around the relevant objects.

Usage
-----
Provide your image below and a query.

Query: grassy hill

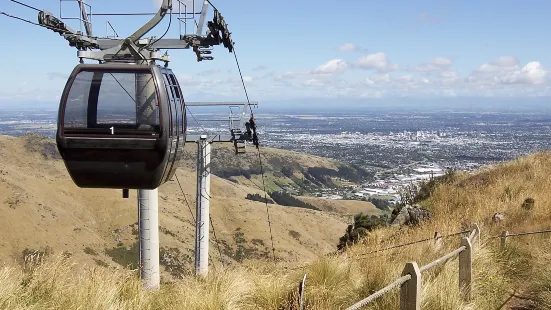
[0,134,379,276]
[179,142,374,194]
[1,134,550,309]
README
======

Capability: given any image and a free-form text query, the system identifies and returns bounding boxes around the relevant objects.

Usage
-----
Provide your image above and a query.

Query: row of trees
[246,191,320,211]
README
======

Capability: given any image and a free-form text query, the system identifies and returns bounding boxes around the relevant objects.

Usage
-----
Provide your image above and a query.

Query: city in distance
[1,101,550,202]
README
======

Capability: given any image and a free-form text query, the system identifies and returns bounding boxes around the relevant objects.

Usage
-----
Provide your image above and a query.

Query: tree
[337,213,387,250]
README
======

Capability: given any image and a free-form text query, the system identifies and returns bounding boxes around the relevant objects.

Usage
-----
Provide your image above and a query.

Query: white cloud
[475,56,520,73]
[396,75,414,85]
[3,53,551,103]
[312,59,348,75]
[274,59,348,82]
[365,74,391,85]
[338,43,358,52]
[177,74,193,82]
[440,70,458,79]
[412,57,453,72]
[355,52,398,72]
[0,79,63,102]
[467,57,548,86]
[302,79,324,87]
[500,62,547,85]
[196,68,221,76]
[274,71,305,81]
[432,57,452,67]
[266,55,550,100]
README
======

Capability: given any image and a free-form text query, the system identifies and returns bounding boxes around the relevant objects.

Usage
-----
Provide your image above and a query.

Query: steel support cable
[1,11,39,25]
[257,150,276,261]
[9,0,40,11]
[186,106,211,136]
[4,1,88,35]
[229,42,276,261]
[175,173,195,222]
[0,11,68,34]
[232,47,254,115]
[205,0,219,11]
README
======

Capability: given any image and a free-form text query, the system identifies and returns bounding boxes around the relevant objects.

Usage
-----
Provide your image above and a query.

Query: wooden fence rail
[345,224,480,310]
[297,225,551,309]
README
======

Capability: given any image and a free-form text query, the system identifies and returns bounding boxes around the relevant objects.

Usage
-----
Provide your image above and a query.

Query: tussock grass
[3,151,551,309]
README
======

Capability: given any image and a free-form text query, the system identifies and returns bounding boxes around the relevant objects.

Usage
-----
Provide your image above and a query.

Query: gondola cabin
[56,63,186,189]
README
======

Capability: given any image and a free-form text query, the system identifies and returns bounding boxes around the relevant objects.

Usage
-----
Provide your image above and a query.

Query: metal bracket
[123,38,147,62]
[128,0,172,43]
[38,0,234,64]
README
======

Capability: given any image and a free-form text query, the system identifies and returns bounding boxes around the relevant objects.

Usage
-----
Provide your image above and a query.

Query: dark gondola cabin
[56,63,186,189]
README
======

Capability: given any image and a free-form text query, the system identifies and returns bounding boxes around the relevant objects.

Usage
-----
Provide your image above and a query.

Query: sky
[1,0,551,109]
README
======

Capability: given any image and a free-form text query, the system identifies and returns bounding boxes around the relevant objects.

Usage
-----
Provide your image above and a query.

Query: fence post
[434,232,442,249]
[459,237,472,301]
[470,223,481,246]
[400,262,421,310]
[298,274,306,310]
[500,231,508,250]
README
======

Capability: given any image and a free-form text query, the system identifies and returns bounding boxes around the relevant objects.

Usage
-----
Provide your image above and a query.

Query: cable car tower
[6,0,259,289]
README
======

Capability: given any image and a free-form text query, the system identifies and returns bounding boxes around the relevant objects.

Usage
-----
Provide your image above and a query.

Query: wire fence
[325,225,551,310]
[344,225,480,310]
[494,228,551,250]
[355,229,472,258]
[287,226,474,272]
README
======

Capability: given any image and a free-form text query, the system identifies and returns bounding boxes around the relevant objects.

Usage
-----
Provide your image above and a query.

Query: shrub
[245,193,274,204]
[268,191,320,211]
[337,214,387,250]
[521,197,535,210]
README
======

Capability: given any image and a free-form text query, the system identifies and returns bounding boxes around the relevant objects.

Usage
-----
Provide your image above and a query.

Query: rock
[407,205,432,225]
[391,207,410,227]
[391,204,432,227]
[521,198,535,210]
[492,212,505,223]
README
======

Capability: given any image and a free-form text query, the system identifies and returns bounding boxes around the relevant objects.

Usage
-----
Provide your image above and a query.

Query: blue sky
[1,0,551,108]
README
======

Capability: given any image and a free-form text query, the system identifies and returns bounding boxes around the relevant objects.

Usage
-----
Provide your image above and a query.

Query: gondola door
[159,69,182,183]
[167,72,185,167]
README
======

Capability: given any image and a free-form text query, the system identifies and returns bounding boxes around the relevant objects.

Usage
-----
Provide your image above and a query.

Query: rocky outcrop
[492,212,505,223]
[390,204,432,227]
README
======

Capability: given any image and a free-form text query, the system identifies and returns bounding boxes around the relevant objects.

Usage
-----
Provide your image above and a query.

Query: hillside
[2,134,551,309]
[180,142,373,194]
[0,134,378,277]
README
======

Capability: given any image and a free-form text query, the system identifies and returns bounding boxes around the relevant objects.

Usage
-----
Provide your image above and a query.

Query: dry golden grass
[2,135,551,309]
[0,134,357,270]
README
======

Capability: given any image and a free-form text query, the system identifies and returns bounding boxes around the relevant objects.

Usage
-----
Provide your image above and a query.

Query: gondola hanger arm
[128,0,172,43]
